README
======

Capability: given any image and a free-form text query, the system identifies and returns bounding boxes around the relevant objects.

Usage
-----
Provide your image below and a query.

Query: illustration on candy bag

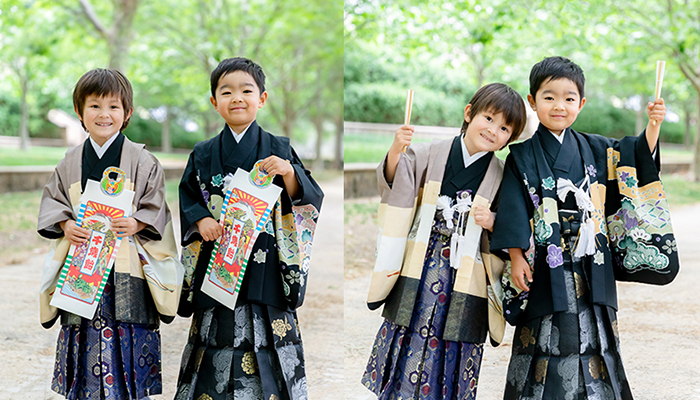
[50,167,134,319]
[200,160,282,310]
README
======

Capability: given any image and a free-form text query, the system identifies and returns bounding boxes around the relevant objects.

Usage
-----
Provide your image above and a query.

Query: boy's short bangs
[461,83,527,143]
[210,57,266,98]
[529,56,585,99]
[73,69,134,131]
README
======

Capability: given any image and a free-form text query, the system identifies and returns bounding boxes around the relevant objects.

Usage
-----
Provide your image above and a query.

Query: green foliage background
[344,0,699,146]
[0,0,343,152]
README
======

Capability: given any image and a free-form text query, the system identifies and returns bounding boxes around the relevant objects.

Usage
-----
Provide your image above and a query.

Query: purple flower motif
[587,165,597,177]
[200,187,210,204]
[619,171,630,181]
[546,244,564,268]
[621,210,638,230]
[529,192,540,208]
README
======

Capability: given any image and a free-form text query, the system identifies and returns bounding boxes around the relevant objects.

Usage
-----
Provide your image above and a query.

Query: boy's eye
[243,90,252,94]
[501,126,509,132]
[485,116,493,122]
[567,98,576,102]
[544,96,554,101]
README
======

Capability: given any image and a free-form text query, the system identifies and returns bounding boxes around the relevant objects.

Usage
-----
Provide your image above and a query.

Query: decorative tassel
[574,219,597,258]
[556,177,597,257]
[450,232,459,268]
[556,177,594,213]
[436,195,455,229]
[450,193,472,269]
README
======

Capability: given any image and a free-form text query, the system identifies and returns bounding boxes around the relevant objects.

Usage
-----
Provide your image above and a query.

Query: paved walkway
[0,176,343,400]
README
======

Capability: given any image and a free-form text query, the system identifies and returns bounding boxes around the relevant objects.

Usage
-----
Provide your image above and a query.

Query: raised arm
[645,98,666,153]
[385,125,414,183]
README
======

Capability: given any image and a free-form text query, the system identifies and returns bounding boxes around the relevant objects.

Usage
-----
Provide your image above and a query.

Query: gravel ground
[0,176,343,400]
[344,202,700,400]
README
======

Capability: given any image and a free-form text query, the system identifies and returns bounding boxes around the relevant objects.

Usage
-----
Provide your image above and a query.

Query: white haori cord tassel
[436,194,473,269]
[452,194,473,269]
[556,176,597,258]
[436,195,455,229]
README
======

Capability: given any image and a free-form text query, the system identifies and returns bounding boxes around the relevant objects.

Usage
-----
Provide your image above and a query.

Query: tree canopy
[0,0,343,163]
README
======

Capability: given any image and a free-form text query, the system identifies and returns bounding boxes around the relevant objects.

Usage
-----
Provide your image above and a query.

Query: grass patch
[309,168,342,183]
[0,146,68,166]
[344,201,378,224]
[661,174,700,207]
[344,133,433,164]
[0,189,44,232]
[165,179,179,209]
[0,146,188,166]
[660,146,692,161]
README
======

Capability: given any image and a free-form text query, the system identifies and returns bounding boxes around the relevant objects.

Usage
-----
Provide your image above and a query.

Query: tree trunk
[635,106,644,135]
[108,0,139,71]
[683,105,692,148]
[19,72,30,151]
[161,107,172,153]
[693,95,700,181]
[78,0,139,71]
[202,112,218,139]
[334,113,343,170]
[312,116,324,172]
[280,118,293,139]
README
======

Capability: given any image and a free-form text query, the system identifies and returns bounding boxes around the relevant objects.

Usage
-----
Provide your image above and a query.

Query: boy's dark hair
[210,57,266,98]
[460,83,527,144]
[529,56,585,100]
[73,68,133,131]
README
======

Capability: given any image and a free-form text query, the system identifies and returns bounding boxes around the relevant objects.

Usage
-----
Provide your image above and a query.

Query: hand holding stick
[652,60,665,126]
[402,89,414,153]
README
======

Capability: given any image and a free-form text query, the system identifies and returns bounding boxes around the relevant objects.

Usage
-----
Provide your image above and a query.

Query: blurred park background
[344,0,700,174]
[0,0,343,162]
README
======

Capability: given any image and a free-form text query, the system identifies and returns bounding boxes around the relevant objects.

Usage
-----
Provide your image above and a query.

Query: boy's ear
[578,97,586,110]
[527,94,536,111]
[73,105,82,121]
[258,91,268,108]
[125,107,133,121]
[210,96,218,108]
[463,104,472,123]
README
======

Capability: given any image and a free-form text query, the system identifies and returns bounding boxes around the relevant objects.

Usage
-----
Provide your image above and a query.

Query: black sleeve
[178,152,212,246]
[490,154,533,253]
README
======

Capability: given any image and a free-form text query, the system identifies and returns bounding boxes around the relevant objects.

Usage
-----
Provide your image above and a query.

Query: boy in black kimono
[176,57,324,400]
[491,56,678,399]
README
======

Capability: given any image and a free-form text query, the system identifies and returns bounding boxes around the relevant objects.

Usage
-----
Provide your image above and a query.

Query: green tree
[0,0,65,149]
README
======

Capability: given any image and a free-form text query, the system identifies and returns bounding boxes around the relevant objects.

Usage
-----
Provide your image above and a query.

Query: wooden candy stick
[402,89,414,153]
[652,60,665,126]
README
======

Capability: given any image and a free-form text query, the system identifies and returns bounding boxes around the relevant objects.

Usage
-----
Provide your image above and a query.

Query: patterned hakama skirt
[51,273,162,400]
[504,227,633,400]
[175,303,307,400]
[362,219,484,400]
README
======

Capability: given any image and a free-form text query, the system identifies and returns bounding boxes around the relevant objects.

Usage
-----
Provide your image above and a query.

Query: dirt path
[344,203,700,400]
[0,176,343,400]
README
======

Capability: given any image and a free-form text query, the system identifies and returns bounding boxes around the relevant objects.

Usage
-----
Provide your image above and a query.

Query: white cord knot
[556,176,596,257]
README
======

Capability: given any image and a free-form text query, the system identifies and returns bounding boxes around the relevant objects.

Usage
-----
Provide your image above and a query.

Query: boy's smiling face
[463,105,514,155]
[75,94,131,146]
[527,77,586,135]
[211,70,267,134]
